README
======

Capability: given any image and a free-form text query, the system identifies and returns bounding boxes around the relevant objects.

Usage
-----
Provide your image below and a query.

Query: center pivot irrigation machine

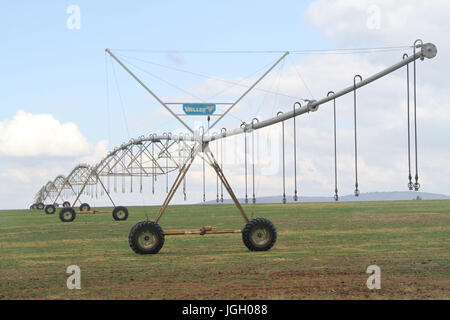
[33,40,437,254]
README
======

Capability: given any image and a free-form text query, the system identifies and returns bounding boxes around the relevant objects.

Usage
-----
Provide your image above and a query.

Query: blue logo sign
[183,104,216,115]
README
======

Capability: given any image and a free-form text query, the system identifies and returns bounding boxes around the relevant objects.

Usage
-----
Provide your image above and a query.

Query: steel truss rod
[96,175,116,207]
[155,143,200,223]
[53,180,83,206]
[59,41,435,209]
[72,170,116,208]
[205,51,289,134]
[204,147,249,223]
[115,43,435,146]
[154,142,249,224]
[105,49,194,133]
[126,146,151,176]
[205,42,437,143]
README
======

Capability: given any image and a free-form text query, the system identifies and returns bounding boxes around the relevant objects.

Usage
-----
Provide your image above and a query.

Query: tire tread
[59,207,76,222]
[242,217,277,251]
[112,206,129,221]
[129,220,165,254]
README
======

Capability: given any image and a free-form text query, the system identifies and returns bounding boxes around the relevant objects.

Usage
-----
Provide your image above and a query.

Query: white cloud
[162,0,450,199]
[0,110,110,209]
[0,110,92,157]
[123,43,447,201]
[305,0,450,47]
[3,1,450,209]
[80,139,109,164]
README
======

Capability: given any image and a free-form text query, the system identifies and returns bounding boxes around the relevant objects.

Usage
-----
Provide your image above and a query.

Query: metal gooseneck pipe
[101,42,436,148]
[206,42,437,143]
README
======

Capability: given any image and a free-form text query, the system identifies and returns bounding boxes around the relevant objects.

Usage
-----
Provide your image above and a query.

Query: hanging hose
[182,133,187,200]
[203,149,206,202]
[293,102,301,202]
[403,54,413,191]
[215,133,219,202]
[178,139,182,197]
[353,75,363,197]
[220,128,226,202]
[277,111,286,204]
[183,173,187,200]
[154,134,159,183]
[164,133,169,194]
[201,126,206,202]
[152,139,155,194]
[114,166,117,193]
[140,141,143,193]
[241,122,248,204]
[328,91,339,201]
[252,118,259,204]
[166,155,168,194]
[122,158,125,193]
[130,145,133,193]
[413,39,422,191]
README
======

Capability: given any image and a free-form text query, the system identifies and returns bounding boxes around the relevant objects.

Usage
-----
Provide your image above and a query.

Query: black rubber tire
[112,206,129,221]
[30,204,37,210]
[79,203,90,212]
[59,207,76,222]
[63,201,71,208]
[242,218,277,251]
[44,204,56,215]
[129,221,165,254]
[37,202,45,210]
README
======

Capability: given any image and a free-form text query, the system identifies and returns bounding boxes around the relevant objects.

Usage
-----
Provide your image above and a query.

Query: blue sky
[0,1,327,144]
[1,1,448,209]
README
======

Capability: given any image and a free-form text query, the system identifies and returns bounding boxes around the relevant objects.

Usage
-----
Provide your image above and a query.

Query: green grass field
[0,200,449,300]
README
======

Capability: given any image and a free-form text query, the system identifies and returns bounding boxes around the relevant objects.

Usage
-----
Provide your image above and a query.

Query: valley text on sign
[183,104,216,115]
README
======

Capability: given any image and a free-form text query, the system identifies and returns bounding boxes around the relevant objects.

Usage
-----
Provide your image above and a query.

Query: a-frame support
[72,171,116,208]
[154,141,249,224]
[54,181,83,207]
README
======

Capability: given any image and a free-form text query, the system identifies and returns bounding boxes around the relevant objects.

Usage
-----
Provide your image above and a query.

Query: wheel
[79,203,90,212]
[59,207,76,222]
[44,204,56,214]
[112,206,129,221]
[30,204,37,210]
[242,218,277,251]
[37,202,45,210]
[63,201,71,208]
[129,221,165,254]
